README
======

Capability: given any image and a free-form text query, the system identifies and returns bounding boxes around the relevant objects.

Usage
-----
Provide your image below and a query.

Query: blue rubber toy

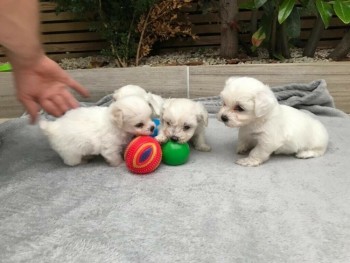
[151,118,160,137]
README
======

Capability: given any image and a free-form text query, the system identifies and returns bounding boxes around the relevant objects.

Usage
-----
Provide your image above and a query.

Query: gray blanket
[50,79,347,119]
[1,80,349,262]
[195,79,348,117]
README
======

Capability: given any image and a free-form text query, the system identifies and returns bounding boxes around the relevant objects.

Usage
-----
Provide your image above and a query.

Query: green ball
[161,140,190,166]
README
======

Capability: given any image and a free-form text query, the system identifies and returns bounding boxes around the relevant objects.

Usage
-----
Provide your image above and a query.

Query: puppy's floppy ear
[146,93,164,117]
[195,102,209,127]
[112,90,121,101]
[109,103,124,128]
[159,99,173,121]
[254,87,277,118]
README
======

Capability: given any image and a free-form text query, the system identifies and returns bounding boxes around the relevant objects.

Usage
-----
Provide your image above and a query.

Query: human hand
[12,55,89,123]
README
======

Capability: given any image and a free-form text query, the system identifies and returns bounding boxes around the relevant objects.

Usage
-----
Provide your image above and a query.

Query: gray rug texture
[0,79,350,263]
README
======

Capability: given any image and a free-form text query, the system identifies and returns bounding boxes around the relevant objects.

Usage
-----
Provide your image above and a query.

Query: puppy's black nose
[221,115,229,122]
[171,136,179,142]
[150,126,155,132]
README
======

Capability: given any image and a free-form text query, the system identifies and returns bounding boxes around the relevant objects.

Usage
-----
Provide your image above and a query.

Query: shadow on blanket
[0,80,349,262]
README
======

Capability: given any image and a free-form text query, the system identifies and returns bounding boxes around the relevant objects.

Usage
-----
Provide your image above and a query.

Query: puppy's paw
[194,143,211,152]
[155,134,167,143]
[296,150,324,159]
[63,155,83,166]
[236,144,251,155]
[108,158,123,167]
[235,157,263,167]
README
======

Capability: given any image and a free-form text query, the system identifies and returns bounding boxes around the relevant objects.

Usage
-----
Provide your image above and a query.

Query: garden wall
[0,1,348,62]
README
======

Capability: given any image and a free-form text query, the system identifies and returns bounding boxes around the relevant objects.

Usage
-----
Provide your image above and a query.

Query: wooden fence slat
[41,12,76,22]
[40,2,57,12]
[300,28,347,40]
[188,10,262,24]
[40,22,91,33]
[41,32,102,43]
[48,52,105,61]
[300,17,346,29]
[43,42,107,53]
[192,24,220,35]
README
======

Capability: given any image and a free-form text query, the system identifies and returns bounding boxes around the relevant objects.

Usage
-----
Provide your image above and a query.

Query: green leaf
[239,0,256,9]
[254,0,268,8]
[286,7,301,39]
[333,0,350,24]
[252,26,267,47]
[272,52,285,61]
[316,0,333,28]
[300,0,317,16]
[278,0,296,24]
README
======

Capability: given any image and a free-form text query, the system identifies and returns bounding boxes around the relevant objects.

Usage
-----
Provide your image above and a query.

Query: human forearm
[0,0,44,69]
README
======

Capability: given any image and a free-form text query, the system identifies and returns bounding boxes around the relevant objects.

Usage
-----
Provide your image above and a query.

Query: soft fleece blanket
[0,81,349,263]
[195,79,348,117]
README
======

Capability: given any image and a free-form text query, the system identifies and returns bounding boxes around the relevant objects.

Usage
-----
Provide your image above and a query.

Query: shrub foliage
[52,0,195,66]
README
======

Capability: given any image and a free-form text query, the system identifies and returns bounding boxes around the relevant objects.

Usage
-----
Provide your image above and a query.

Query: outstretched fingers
[66,76,90,98]
[20,99,40,124]
[56,68,89,98]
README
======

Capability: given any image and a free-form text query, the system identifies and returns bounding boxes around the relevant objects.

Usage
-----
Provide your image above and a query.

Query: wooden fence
[0,1,348,62]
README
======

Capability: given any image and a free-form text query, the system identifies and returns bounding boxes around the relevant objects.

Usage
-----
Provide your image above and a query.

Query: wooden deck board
[1,63,349,118]
[68,67,189,103]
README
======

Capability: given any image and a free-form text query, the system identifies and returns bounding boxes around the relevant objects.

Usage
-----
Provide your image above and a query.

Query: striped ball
[124,136,162,174]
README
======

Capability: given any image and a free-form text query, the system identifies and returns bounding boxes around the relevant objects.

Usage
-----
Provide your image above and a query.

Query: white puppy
[218,76,329,166]
[113,84,164,118]
[156,98,211,152]
[40,96,155,167]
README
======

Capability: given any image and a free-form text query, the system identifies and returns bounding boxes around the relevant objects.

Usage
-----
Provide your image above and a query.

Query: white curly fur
[218,76,329,166]
[40,96,155,166]
[156,98,211,152]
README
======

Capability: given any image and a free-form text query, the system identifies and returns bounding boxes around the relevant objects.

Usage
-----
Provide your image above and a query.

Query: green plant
[303,0,350,57]
[53,0,157,66]
[52,0,195,66]
[241,0,306,59]
[135,0,195,65]
[315,0,350,60]
[316,0,350,27]
[241,0,350,59]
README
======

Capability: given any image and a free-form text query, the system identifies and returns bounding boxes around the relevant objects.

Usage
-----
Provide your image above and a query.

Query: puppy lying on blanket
[218,77,329,166]
[40,96,155,166]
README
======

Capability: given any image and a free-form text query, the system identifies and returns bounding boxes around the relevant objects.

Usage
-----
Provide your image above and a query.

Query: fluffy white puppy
[39,96,155,167]
[113,84,164,118]
[218,76,329,166]
[156,98,211,152]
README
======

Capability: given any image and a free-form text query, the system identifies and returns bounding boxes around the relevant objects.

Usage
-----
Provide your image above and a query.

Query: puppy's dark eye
[135,123,144,128]
[234,105,244,112]
[166,121,171,126]
[183,125,191,131]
